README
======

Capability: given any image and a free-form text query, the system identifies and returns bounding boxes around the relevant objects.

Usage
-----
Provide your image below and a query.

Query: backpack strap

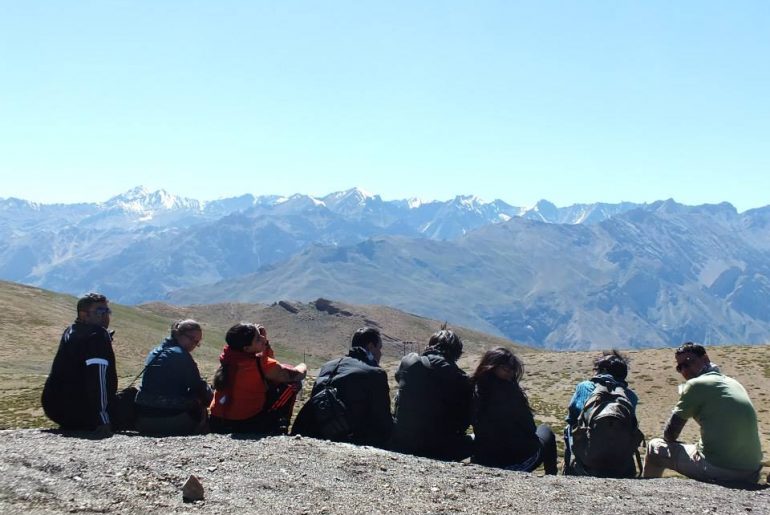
[127,344,172,388]
[329,357,345,380]
[314,358,346,393]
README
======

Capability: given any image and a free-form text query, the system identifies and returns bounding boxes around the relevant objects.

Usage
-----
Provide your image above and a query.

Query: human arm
[566,381,593,427]
[257,325,275,359]
[663,413,687,442]
[664,381,700,441]
[451,369,473,435]
[366,370,394,446]
[263,360,307,383]
[255,326,300,381]
[84,329,113,430]
[177,349,213,405]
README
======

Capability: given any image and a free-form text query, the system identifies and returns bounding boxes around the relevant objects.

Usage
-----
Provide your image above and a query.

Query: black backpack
[307,358,351,441]
[570,383,644,478]
[109,346,168,432]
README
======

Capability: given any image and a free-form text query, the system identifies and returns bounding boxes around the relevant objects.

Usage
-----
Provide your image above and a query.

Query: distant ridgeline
[2,187,770,350]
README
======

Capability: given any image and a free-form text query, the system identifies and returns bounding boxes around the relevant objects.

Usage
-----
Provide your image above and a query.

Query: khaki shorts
[643,438,759,483]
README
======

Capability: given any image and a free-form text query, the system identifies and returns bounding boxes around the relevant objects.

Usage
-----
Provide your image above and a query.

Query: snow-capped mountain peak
[321,187,380,215]
[406,198,423,209]
[450,195,487,211]
[105,186,200,213]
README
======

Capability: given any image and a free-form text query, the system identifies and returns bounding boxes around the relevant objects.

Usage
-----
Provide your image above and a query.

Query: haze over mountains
[3,186,770,349]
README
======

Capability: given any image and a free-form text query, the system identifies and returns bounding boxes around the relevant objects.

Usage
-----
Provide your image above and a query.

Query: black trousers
[532,423,558,475]
[210,382,300,435]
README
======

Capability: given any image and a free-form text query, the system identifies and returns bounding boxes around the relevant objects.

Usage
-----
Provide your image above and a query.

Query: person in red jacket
[210,323,306,434]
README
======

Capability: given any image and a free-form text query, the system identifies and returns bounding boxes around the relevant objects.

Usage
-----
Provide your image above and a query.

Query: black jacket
[390,350,472,458]
[472,375,540,467]
[42,321,118,429]
[291,347,392,447]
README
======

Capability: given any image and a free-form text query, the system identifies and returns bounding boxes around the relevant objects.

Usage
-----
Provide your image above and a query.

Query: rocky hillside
[1,430,767,514]
[173,201,770,349]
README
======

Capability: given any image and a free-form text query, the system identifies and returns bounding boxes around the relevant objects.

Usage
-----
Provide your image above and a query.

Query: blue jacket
[135,337,212,412]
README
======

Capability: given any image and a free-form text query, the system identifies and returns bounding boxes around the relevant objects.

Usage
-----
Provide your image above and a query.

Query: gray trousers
[643,438,760,483]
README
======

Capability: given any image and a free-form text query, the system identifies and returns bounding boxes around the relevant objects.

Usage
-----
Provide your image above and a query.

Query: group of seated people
[41,293,765,485]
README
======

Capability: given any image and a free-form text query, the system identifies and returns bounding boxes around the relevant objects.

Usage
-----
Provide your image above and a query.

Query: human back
[134,319,212,436]
[564,349,642,478]
[291,327,392,447]
[642,342,762,483]
[674,371,761,471]
[41,292,117,435]
[471,347,557,474]
[390,329,472,460]
[571,382,643,477]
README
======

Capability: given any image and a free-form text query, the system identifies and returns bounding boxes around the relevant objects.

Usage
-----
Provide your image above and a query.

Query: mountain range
[3,187,770,349]
[0,186,639,302]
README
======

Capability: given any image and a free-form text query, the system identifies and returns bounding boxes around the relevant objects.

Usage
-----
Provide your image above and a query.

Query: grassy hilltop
[0,280,517,428]
[3,279,770,475]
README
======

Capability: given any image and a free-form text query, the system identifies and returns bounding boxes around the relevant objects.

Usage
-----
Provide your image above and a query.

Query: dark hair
[426,329,463,363]
[225,322,259,351]
[214,322,259,390]
[675,342,707,358]
[472,347,530,411]
[171,319,201,339]
[472,347,524,384]
[76,292,107,314]
[594,349,629,382]
[351,327,381,348]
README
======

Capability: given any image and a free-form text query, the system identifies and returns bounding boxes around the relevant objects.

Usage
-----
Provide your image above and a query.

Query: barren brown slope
[5,280,770,480]
[137,297,529,371]
[0,281,521,429]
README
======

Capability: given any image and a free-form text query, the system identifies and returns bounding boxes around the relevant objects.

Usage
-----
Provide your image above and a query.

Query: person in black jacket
[390,329,473,461]
[291,327,392,447]
[42,292,117,437]
[135,319,213,435]
[471,347,557,474]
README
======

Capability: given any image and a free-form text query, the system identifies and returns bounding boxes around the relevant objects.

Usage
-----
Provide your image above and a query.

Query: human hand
[257,324,267,338]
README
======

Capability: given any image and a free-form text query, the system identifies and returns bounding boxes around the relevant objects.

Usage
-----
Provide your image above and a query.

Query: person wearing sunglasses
[42,292,117,437]
[134,319,213,436]
[642,342,762,483]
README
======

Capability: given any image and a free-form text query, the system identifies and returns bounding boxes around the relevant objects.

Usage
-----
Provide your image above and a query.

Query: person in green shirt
[642,342,763,483]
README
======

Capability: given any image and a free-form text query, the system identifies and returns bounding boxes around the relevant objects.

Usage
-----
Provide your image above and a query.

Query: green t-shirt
[673,371,762,471]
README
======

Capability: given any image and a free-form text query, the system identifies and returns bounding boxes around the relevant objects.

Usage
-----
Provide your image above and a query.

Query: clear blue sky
[1,1,768,211]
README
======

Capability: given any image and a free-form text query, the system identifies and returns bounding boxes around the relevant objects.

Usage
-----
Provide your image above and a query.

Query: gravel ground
[0,430,767,514]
